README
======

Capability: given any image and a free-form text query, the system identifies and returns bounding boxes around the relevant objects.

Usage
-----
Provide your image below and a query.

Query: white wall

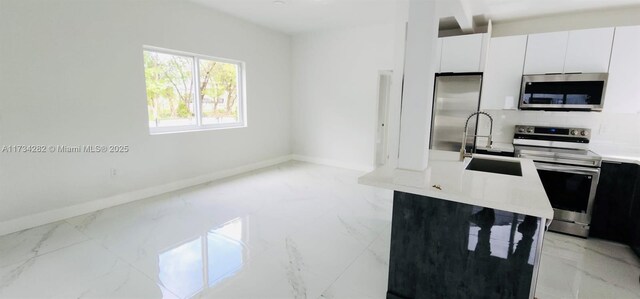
[0,0,291,225]
[291,24,395,171]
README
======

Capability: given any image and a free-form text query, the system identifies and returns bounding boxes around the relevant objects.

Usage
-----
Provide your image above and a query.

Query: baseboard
[291,154,374,173]
[0,155,293,237]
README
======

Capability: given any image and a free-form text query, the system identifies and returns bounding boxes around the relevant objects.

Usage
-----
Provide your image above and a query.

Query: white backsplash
[476,109,640,150]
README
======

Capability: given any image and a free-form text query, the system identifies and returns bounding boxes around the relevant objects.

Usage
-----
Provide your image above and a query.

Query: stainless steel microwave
[519,73,608,111]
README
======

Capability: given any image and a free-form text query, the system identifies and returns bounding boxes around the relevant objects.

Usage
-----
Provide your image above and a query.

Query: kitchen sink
[465,157,522,177]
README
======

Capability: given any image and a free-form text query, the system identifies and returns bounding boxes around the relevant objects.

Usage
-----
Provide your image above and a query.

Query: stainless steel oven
[533,162,600,236]
[514,125,602,237]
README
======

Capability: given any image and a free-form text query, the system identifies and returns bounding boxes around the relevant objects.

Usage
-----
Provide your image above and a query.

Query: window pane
[198,59,240,125]
[144,51,196,128]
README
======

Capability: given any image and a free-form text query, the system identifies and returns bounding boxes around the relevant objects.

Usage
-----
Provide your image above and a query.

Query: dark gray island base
[387,191,545,299]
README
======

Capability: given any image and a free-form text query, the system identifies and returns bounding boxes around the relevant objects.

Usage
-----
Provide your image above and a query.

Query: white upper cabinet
[481,35,528,110]
[564,27,614,73]
[523,31,569,75]
[524,28,614,75]
[605,26,640,114]
[440,34,485,73]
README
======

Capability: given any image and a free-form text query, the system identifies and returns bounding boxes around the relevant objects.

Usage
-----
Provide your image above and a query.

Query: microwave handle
[542,72,583,75]
[534,162,600,175]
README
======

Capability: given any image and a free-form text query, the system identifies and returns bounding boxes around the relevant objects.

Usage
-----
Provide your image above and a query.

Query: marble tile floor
[0,161,638,298]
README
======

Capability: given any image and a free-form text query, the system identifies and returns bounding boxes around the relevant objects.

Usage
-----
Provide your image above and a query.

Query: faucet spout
[460,111,494,161]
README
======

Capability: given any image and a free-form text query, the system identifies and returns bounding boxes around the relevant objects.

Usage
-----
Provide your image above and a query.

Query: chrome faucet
[459,111,494,161]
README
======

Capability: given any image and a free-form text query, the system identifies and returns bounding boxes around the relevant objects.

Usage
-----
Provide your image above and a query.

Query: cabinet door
[630,166,640,258]
[440,34,483,73]
[523,31,568,75]
[564,27,614,73]
[605,26,640,114]
[590,162,638,243]
[480,35,528,110]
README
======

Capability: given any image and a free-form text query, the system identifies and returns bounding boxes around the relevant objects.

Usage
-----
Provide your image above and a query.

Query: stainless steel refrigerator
[429,73,483,152]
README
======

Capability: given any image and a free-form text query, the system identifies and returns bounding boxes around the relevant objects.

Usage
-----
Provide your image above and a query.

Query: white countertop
[590,144,640,165]
[358,150,554,219]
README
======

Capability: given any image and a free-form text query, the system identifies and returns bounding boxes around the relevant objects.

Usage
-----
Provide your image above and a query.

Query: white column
[397,0,440,171]
[384,0,409,170]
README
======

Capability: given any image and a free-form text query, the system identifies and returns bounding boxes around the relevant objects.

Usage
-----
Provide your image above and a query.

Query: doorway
[375,70,393,167]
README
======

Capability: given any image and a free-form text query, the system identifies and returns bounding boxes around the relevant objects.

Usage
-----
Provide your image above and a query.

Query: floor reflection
[207,218,245,287]
[159,237,204,298]
[158,217,248,298]
[467,208,539,265]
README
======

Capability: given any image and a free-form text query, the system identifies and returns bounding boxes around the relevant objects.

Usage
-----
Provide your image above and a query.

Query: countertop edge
[590,145,640,165]
[358,176,553,219]
[358,154,554,220]
[598,155,640,165]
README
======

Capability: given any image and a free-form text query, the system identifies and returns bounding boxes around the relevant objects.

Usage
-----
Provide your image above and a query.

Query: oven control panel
[515,125,591,138]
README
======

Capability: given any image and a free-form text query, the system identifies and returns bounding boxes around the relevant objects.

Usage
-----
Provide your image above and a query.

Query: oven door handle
[518,153,600,167]
[534,162,600,175]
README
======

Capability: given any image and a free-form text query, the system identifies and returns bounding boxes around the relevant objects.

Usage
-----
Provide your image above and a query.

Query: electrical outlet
[110,168,117,178]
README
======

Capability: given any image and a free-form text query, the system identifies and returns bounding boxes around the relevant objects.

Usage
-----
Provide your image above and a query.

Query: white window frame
[143,46,247,135]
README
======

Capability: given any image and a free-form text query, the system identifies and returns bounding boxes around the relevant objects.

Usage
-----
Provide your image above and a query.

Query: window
[143,47,245,134]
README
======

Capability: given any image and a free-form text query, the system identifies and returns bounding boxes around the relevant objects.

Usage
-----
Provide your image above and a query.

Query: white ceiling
[188,0,398,34]
[189,0,640,34]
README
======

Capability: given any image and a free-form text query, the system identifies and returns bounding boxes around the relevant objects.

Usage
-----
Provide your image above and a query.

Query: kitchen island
[359,151,553,299]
